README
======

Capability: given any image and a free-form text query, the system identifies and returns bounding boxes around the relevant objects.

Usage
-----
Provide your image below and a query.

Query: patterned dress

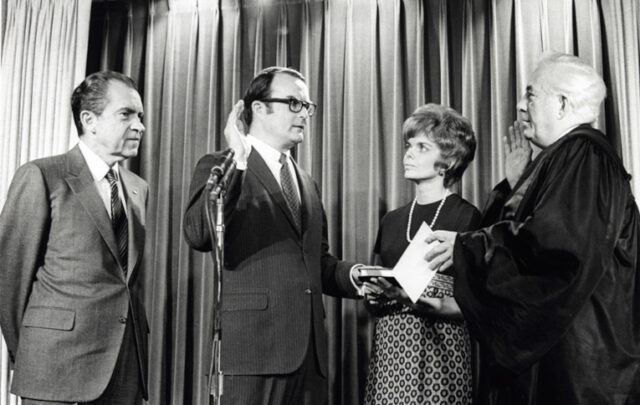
[365,194,481,405]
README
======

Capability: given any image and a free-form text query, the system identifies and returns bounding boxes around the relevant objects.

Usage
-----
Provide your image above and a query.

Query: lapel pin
[132,189,138,195]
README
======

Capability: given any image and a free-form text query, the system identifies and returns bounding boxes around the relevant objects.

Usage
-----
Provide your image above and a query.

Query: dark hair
[402,104,476,188]
[242,67,306,127]
[71,71,138,135]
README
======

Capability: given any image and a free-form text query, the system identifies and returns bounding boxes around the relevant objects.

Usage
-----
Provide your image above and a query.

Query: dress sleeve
[373,217,384,256]
[479,179,511,228]
[453,136,633,372]
[455,201,482,232]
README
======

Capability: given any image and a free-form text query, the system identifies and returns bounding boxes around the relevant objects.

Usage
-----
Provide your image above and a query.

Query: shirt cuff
[349,264,365,297]
[235,158,247,171]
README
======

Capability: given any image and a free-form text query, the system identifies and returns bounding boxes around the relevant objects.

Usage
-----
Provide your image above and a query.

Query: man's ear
[251,100,265,117]
[80,110,97,134]
[557,95,568,119]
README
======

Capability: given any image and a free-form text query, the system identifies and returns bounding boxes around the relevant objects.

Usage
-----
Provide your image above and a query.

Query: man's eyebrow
[119,107,144,116]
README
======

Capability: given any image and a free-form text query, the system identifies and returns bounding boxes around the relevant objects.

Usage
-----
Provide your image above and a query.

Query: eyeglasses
[260,98,317,116]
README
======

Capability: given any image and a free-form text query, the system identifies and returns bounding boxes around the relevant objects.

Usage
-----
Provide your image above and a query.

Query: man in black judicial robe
[427,52,640,404]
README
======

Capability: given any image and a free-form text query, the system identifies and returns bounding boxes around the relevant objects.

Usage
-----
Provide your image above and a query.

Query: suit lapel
[247,150,301,237]
[119,168,145,283]
[64,146,122,275]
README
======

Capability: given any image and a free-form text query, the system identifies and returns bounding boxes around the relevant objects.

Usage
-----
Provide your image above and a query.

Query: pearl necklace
[406,190,450,242]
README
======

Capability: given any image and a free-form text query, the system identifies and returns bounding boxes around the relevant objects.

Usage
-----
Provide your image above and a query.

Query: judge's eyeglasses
[260,97,317,116]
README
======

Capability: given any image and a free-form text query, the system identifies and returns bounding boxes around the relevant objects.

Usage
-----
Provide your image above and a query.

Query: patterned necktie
[106,169,128,275]
[279,154,301,232]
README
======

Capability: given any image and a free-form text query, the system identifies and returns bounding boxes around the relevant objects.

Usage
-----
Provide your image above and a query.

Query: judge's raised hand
[224,100,249,163]
[424,230,457,271]
[504,121,533,188]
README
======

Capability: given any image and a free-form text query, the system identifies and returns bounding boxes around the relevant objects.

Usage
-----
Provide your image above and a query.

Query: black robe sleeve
[453,131,640,373]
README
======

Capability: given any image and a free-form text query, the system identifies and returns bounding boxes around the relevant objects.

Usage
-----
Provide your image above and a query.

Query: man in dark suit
[183,67,362,404]
[0,71,149,404]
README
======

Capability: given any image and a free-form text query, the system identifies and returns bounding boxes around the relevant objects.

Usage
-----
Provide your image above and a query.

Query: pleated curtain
[0,0,91,402]
[1,1,640,404]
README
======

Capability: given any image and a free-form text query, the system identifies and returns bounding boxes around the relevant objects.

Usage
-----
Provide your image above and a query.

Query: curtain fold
[378,0,409,212]
[297,0,323,176]
[0,0,91,204]
[0,1,91,404]
[339,1,381,402]
[489,0,515,186]
[461,0,490,204]
[2,0,640,404]
[601,0,640,194]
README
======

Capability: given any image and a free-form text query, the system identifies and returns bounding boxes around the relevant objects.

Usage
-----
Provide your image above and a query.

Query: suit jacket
[0,145,149,402]
[183,149,358,376]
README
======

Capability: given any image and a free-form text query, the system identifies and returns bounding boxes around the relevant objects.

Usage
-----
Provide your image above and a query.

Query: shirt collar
[78,140,120,182]
[560,124,581,137]
[247,134,291,166]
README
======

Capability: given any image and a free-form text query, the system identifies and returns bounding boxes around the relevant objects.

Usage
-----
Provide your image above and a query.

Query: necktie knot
[106,168,118,185]
[279,153,288,166]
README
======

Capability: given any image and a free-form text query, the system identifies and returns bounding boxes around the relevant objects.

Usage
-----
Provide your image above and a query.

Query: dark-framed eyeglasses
[260,97,317,116]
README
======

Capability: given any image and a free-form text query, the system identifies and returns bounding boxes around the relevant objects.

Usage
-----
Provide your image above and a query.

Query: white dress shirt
[245,135,301,203]
[78,141,127,218]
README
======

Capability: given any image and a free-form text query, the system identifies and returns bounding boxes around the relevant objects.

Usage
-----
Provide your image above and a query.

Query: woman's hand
[365,277,462,318]
[363,280,386,306]
[366,277,414,308]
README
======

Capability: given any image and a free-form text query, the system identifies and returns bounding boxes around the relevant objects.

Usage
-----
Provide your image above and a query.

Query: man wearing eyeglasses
[183,67,362,405]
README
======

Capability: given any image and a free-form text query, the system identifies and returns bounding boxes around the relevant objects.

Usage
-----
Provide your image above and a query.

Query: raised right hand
[504,121,532,188]
[224,100,249,163]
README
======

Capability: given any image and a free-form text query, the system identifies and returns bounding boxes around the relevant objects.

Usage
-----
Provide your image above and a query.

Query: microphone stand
[205,161,236,405]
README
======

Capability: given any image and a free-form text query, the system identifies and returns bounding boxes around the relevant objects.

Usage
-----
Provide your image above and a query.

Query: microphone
[212,159,237,196]
[206,149,235,189]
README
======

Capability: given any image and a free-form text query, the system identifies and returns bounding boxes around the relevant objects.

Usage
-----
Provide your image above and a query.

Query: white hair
[533,52,606,123]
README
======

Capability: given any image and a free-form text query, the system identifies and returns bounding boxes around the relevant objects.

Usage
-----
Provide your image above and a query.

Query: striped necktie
[106,169,128,276]
[279,154,301,232]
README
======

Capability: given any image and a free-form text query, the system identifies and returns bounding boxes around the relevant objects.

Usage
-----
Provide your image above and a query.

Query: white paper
[392,222,439,303]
